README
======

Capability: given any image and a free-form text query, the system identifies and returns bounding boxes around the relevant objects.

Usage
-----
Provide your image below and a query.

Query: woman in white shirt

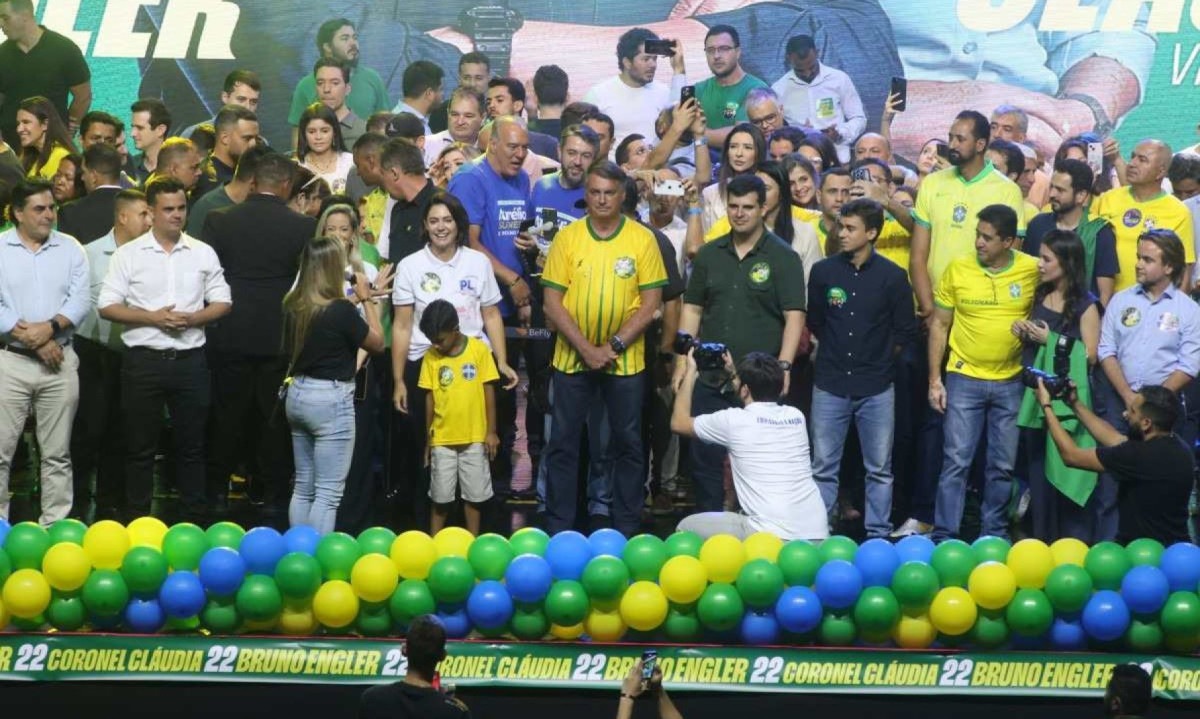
[296,103,353,194]
[700,123,766,232]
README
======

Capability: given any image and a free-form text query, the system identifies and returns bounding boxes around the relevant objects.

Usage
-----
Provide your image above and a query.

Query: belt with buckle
[0,340,70,360]
[129,346,201,360]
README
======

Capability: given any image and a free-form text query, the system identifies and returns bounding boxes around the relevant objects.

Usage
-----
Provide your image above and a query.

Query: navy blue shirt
[807,249,916,397]
[1023,212,1118,297]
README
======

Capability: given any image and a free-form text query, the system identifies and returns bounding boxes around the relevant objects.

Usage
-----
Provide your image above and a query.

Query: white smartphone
[1086,142,1104,177]
[654,179,685,197]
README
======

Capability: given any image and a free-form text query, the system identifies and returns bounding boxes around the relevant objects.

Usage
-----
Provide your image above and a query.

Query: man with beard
[692,25,767,146]
[584,27,688,153]
[288,18,391,134]
[485,78,558,159]
[423,88,485,168]
[531,125,600,225]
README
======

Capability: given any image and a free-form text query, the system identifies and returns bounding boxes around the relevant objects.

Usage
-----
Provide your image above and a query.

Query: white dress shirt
[771,64,866,164]
[98,232,232,350]
[77,231,119,346]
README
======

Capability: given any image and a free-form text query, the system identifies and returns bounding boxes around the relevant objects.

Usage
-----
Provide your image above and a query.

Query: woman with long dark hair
[782,152,819,211]
[296,102,353,194]
[700,122,765,231]
[15,96,75,179]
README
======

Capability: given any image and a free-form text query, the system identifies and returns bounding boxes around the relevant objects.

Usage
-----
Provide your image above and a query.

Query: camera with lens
[674,332,728,372]
[1021,333,1076,399]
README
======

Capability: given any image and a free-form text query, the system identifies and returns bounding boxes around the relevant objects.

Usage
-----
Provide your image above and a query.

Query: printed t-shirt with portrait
[1090,187,1196,291]
[392,246,502,361]
[418,336,499,446]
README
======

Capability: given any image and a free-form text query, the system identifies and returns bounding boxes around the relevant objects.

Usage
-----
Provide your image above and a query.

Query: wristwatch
[49,318,62,335]
[609,335,627,354]
[779,360,793,371]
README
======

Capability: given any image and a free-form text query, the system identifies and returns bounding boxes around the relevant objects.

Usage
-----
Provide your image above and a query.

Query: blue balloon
[740,610,780,644]
[894,535,935,565]
[1049,618,1088,651]
[814,560,863,610]
[466,580,514,630]
[158,571,207,618]
[124,598,166,633]
[1082,590,1130,641]
[436,603,472,638]
[1121,565,1170,615]
[505,554,554,603]
[198,547,247,597]
[775,586,824,634]
[1160,543,1200,592]
[854,538,900,587]
[589,528,627,558]
[545,531,593,581]
[284,526,321,556]
[239,527,287,575]
[0,518,11,547]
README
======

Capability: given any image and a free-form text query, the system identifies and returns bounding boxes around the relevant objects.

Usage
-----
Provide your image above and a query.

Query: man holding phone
[584,28,689,154]
[772,34,866,164]
[618,656,683,719]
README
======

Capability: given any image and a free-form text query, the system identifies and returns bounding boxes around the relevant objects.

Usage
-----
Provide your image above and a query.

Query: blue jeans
[812,386,896,538]
[932,374,1021,541]
[285,376,356,535]
[544,370,644,536]
[536,380,613,517]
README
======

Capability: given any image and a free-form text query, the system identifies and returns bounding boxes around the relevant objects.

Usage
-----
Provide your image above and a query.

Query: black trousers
[70,338,126,519]
[495,314,554,490]
[336,359,383,534]
[390,357,429,530]
[122,347,210,522]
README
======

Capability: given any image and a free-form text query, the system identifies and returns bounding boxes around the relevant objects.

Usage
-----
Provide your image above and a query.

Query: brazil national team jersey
[418,336,499,446]
[541,216,667,376]
[1090,187,1196,291]
[934,250,1038,380]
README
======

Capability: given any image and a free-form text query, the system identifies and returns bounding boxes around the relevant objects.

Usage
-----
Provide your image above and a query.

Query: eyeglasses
[704,46,737,56]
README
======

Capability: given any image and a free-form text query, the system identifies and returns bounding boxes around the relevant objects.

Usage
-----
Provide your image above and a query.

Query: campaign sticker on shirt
[1008,282,1022,299]
[952,204,967,224]
[462,363,477,381]
[1158,312,1180,333]
[816,97,835,120]
[438,366,454,388]
[723,102,739,121]
[749,262,771,285]
[420,272,442,293]
[614,256,636,279]
[1122,208,1143,228]
[458,275,480,297]
[827,286,847,307]
[1121,307,1141,327]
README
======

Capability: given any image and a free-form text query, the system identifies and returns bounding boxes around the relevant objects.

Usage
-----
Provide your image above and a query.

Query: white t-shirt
[303,152,355,194]
[693,402,828,541]
[391,245,502,360]
[583,74,685,156]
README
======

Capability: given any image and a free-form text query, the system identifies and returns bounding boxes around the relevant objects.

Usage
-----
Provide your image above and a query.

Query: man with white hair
[745,87,785,137]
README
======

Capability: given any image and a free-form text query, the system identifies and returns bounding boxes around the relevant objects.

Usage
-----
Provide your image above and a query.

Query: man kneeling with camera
[670,348,828,540]
[1038,379,1193,545]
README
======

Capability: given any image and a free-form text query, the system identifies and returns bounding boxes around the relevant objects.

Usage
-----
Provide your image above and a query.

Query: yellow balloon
[83,519,131,569]
[967,561,1017,610]
[279,604,318,635]
[2,569,51,619]
[1007,539,1055,589]
[699,534,746,583]
[391,531,438,579]
[0,597,9,629]
[743,532,784,562]
[619,580,669,632]
[893,612,938,649]
[351,554,400,602]
[659,555,708,604]
[433,527,475,558]
[41,542,92,592]
[1050,537,1089,567]
[585,607,627,642]
[127,517,169,550]
[313,580,360,629]
[929,587,977,636]
[550,622,584,640]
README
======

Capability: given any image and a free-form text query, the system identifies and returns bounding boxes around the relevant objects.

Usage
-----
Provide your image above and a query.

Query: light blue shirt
[1099,283,1200,390]
[0,227,90,348]
[77,231,120,346]
[390,100,431,135]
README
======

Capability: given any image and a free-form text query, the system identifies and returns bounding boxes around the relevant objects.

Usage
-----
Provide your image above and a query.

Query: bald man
[853,132,891,163]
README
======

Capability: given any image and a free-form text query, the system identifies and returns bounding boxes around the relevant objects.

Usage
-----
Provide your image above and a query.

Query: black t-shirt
[359,682,472,719]
[0,28,91,142]
[293,300,368,381]
[1096,435,1194,545]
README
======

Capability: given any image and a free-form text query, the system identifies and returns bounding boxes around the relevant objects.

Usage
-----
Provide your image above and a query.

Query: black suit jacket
[201,194,315,356]
[57,187,121,244]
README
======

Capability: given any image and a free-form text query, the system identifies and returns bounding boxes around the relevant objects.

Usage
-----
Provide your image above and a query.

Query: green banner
[1,634,1200,698]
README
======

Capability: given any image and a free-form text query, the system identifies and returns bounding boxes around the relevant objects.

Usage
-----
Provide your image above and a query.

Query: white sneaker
[890,517,933,538]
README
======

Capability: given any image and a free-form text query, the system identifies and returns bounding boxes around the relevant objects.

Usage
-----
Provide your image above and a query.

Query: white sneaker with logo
[890,517,933,538]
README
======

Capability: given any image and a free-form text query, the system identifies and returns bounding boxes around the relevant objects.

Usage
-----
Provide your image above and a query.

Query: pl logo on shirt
[1123,209,1143,228]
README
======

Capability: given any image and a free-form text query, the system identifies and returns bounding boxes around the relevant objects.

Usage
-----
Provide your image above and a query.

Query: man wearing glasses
[693,24,768,147]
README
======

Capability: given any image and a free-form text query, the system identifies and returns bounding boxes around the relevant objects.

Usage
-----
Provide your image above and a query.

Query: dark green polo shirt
[683,229,806,362]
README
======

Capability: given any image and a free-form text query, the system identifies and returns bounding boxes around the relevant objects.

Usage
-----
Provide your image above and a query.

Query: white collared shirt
[98,231,232,350]
[78,231,119,345]
[771,64,866,163]
[391,245,501,360]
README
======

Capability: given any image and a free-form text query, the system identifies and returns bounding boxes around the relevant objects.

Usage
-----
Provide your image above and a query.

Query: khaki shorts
[430,443,493,504]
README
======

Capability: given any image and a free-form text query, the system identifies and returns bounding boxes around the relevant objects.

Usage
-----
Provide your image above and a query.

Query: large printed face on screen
[10,0,1200,158]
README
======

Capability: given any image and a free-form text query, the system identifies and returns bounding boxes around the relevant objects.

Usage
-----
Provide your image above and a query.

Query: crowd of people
[2,1,1200,550]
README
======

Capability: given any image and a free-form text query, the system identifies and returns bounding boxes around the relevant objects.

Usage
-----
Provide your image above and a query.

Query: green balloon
[510,604,549,640]
[1126,618,1164,652]
[1044,564,1094,613]
[357,527,397,557]
[1085,541,1130,590]
[120,546,169,598]
[166,616,202,633]
[664,531,703,559]
[357,603,394,636]
[162,523,209,571]
[428,556,476,604]
[47,518,87,546]
[971,536,1011,565]
[930,540,977,588]
[819,535,858,563]
[622,535,668,582]
[5,522,50,570]
[468,533,516,580]
[696,583,744,631]
[818,611,857,645]
[580,555,630,602]
[509,527,550,557]
[1160,591,1200,635]
[891,561,940,610]
[274,552,322,600]
[11,615,46,631]
[853,586,901,634]
[0,546,12,586]
[201,597,241,633]
[389,580,437,627]
[1125,538,1165,567]
[777,540,822,587]
[316,532,362,581]
[736,559,785,608]
[81,569,130,617]
[544,580,590,626]
[1006,589,1053,637]
[663,604,702,641]
[970,609,1010,648]
[47,594,87,631]
[206,521,245,550]
[235,575,283,622]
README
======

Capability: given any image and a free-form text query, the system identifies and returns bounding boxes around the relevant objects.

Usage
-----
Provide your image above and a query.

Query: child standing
[418,300,500,534]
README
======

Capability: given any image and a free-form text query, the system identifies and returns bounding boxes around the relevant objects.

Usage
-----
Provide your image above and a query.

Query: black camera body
[1021,333,1075,399]
[674,332,727,372]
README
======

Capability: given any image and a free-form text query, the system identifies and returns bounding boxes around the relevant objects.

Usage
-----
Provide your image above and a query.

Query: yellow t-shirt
[705,206,822,243]
[360,188,388,245]
[934,251,1038,380]
[913,162,1027,290]
[28,144,71,179]
[1090,187,1196,291]
[787,210,912,274]
[418,336,499,446]
[541,216,667,376]
[1023,200,1040,224]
